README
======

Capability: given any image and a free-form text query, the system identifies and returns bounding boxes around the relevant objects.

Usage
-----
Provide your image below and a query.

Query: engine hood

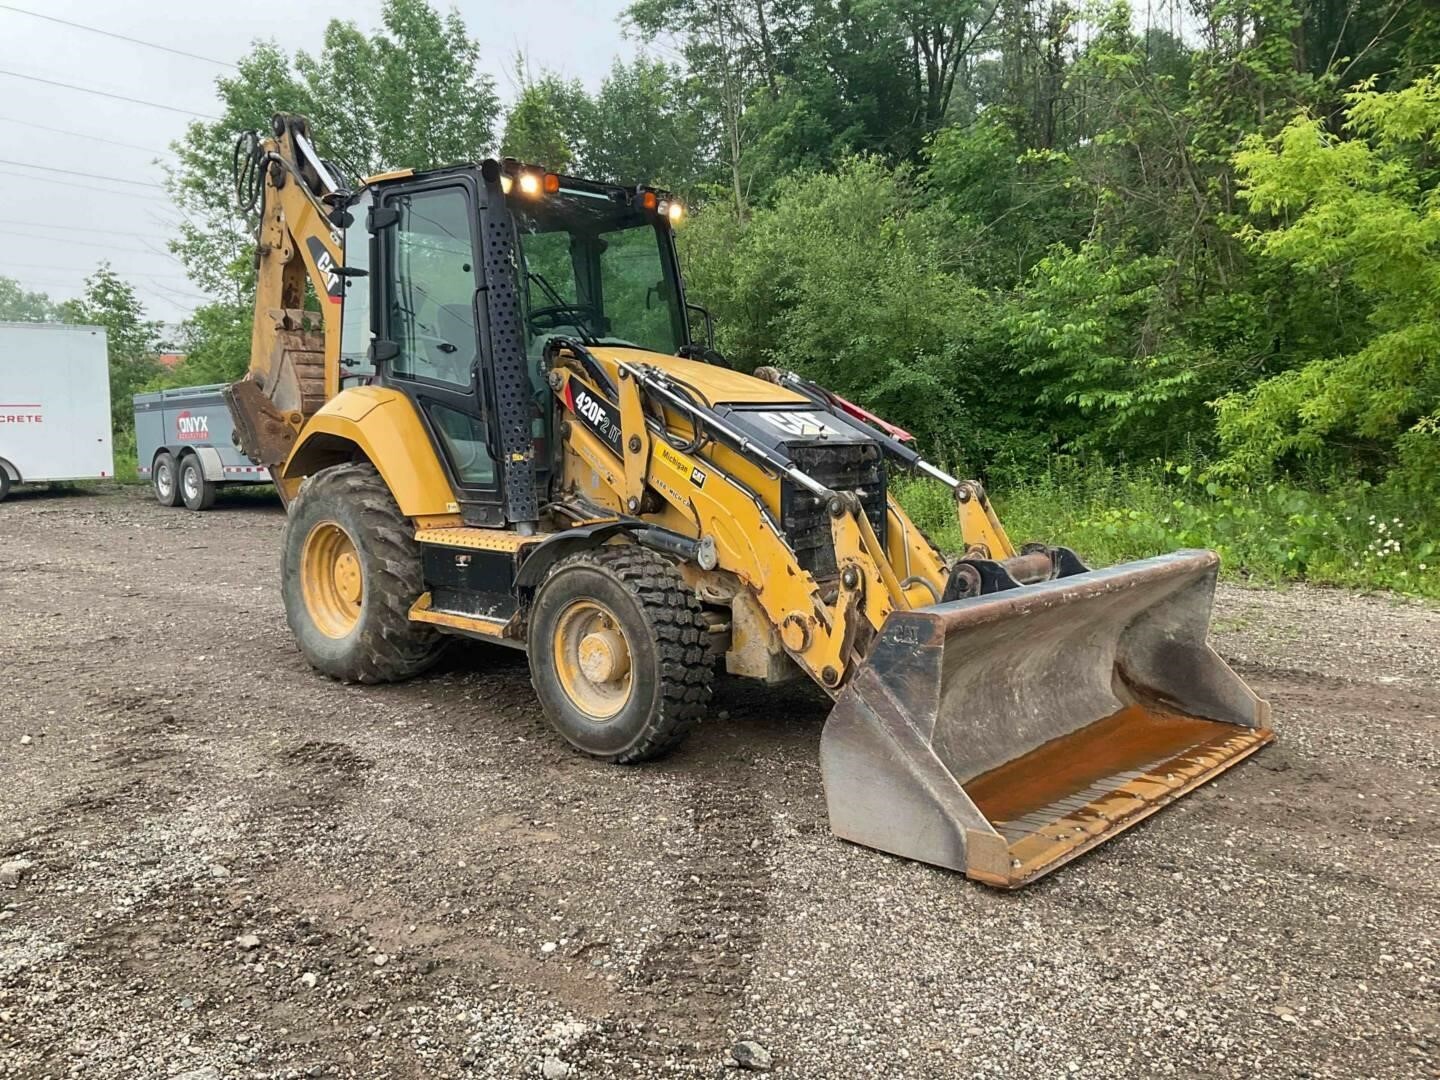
[586,346,809,406]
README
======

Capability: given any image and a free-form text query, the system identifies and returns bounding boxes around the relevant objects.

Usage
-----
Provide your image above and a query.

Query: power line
[0,114,168,155]
[0,157,165,189]
[2,274,85,290]
[0,4,236,69]
[0,69,220,120]
[0,219,163,240]
[0,225,183,260]
[143,277,214,302]
[2,259,197,283]
[143,291,202,315]
[0,168,169,201]
[1,271,204,304]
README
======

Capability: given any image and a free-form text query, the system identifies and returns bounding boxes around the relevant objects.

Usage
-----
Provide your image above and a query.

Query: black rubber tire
[528,545,712,763]
[152,452,181,507]
[0,469,10,502]
[178,455,217,511]
[282,461,446,683]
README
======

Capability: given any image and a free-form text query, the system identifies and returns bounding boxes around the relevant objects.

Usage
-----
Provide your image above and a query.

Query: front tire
[528,546,712,763]
[152,452,181,507]
[282,462,445,683]
[178,455,216,511]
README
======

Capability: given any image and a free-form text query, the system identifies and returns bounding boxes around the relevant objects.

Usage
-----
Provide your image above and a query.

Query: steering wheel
[529,303,601,331]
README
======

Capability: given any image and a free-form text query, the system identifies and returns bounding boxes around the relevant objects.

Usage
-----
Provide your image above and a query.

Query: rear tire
[282,461,446,683]
[0,469,10,502]
[152,452,181,507]
[178,455,216,511]
[527,546,712,763]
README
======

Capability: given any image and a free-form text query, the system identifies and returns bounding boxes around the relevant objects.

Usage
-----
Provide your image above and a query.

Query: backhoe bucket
[820,550,1271,888]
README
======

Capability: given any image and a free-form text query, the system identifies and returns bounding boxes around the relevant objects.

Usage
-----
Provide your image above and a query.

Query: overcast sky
[0,0,637,328]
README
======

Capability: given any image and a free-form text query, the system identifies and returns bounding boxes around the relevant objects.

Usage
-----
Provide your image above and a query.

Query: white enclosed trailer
[0,322,114,500]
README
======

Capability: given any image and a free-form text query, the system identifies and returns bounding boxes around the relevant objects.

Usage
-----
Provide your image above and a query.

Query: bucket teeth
[819,549,1272,888]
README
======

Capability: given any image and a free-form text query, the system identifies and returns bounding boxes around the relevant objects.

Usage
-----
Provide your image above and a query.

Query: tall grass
[893,461,1438,599]
[110,425,145,486]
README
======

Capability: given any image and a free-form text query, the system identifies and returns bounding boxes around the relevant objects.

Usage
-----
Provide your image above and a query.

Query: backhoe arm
[225,114,347,470]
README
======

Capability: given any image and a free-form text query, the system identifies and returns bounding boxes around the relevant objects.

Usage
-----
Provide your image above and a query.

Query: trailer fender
[181,446,227,483]
[280,386,455,519]
[0,457,18,483]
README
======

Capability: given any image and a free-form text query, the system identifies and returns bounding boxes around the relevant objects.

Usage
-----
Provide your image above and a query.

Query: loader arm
[224,114,352,473]
[550,349,942,694]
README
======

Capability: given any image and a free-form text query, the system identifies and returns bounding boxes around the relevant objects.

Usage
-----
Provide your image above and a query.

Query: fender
[187,446,227,483]
[513,520,702,595]
[514,522,631,595]
[281,386,456,518]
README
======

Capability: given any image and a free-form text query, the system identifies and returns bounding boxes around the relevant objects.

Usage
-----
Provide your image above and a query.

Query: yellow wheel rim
[552,598,633,721]
[301,521,364,639]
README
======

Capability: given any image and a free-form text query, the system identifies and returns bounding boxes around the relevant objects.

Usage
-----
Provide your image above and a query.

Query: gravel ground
[1,487,1436,1080]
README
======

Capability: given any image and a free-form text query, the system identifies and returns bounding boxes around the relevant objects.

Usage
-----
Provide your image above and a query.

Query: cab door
[371,176,505,525]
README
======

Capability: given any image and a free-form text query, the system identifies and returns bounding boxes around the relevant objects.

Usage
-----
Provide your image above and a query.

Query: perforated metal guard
[480,191,539,525]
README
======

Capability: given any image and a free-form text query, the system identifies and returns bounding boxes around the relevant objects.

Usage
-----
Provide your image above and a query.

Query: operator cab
[339,160,695,528]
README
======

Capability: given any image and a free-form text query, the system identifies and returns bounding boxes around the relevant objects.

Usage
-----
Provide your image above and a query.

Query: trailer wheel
[178,455,216,511]
[152,452,181,507]
[281,461,446,683]
[528,546,712,764]
[0,468,10,502]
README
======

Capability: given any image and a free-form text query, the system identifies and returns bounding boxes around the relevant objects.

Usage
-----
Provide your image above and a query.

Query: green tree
[168,0,502,310]
[0,277,60,322]
[168,303,253,387]
[368,0,499,169]
[58,265,162,428]
[682,158,1034,465]
[1217,70,1440,485]
[502,67,593,171]
[502,56,709,188]
[585,58,709,187]
[626,0,781,217]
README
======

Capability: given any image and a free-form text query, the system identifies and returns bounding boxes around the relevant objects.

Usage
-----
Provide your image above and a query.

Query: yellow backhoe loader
[225,114,1272,888]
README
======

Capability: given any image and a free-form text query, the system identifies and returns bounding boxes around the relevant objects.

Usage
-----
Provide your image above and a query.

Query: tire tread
[285,462,444,684]
[541,545,712,763]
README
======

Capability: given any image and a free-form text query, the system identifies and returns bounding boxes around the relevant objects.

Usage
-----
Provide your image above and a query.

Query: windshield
[513,194,685,357]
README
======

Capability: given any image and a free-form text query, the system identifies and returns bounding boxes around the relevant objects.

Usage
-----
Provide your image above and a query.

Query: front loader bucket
[820,550,1272,888]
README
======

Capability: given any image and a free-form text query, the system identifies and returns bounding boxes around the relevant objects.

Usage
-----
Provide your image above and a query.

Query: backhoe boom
[225,114,348,478]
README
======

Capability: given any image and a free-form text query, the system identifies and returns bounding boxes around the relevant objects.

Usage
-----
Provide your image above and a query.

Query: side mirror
[685,302,716,350]
[367,205,399,232]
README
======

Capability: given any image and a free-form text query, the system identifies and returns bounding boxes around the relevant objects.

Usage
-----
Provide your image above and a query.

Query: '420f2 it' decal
[564,379,623,456]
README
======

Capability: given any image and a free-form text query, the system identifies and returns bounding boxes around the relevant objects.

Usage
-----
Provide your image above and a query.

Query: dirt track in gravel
[1,488,1436,1080]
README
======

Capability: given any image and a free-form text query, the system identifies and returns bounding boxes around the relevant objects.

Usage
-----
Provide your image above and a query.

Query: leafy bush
[1218,72,1440,486]
[682,157,1049,468]
[894,462,1438,598]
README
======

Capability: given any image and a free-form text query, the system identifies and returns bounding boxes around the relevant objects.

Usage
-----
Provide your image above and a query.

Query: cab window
[389,186,478,390]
